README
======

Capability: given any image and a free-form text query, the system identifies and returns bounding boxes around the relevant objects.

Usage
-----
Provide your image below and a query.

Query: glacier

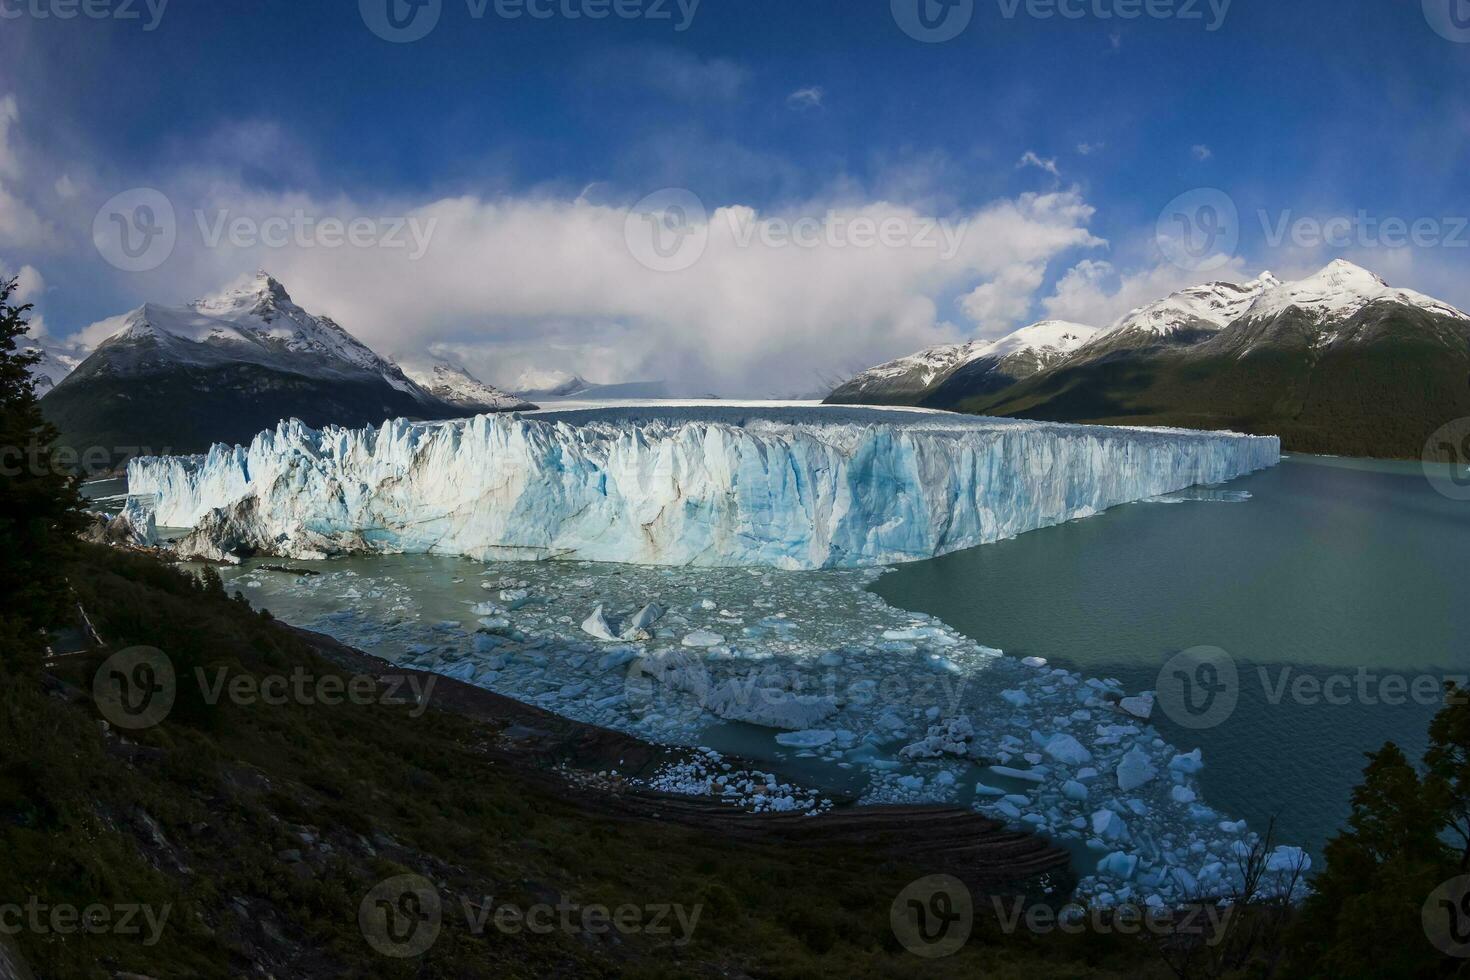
[125,406,1281,570]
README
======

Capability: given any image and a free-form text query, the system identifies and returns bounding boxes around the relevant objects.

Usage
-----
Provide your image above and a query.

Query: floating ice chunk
[1169,749,1205,774]
[1021,656,1048,668]
[1097,851,1139,880]
[1062,780,1090,801]
[989,765,1045,784]
[1267,845,1311,873]
[681,630,726,648]
[1043,733,1093,766]
[1116,746,1159,791]
[775,730,837,749]
[1001,689,1031,708]
[626,603,666,631]
[1170,785,1197,804]
[975,783,1007,797]
[580,605,619,642]
[1091,809,1130,842]
[1118,692,1155,720]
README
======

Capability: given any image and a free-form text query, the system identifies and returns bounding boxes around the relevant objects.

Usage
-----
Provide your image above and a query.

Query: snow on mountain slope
[1239,259,1469,324]
[67,271,432,401]
[188,271,424,392]
[127,406,1279,570]
[1076,273,1281,358]
[24,338,89,393]
[402,362,535,412]
[827,320,1097,405]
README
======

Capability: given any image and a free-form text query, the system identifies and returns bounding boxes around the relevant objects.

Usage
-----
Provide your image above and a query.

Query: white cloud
[1041,255,1249,327]
[958,263,1045,333]
[786,87,824,110]
[1076,142,1104,156]
[112,184,1103,394]
[1192,144,1213,161]
[1018,151,1061,178]
[54,174,78,199]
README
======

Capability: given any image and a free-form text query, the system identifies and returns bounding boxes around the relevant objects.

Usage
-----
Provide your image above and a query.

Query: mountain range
[39,272,531,465]
[827,260,1470,458]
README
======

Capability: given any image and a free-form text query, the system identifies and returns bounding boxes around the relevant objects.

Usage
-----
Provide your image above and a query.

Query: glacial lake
[103,450,1470,876]
[874,453,1470,861]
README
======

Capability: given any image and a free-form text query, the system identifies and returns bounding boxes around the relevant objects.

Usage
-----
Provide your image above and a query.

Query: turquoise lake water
[872,454,1470,860]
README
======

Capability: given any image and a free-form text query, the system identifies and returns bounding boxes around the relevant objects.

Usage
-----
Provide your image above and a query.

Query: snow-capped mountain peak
[988,319,1098,357]
[402,361,533,412]
[1101,273,1282,340]
[1242,259,1469,322]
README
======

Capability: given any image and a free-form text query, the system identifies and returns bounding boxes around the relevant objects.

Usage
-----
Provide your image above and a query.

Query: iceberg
[126,405,1279,570]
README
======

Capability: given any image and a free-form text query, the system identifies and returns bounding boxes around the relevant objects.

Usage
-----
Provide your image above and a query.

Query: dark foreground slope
[5,544,1176,979]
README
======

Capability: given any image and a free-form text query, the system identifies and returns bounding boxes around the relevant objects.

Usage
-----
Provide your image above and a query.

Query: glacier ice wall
[126,406,1281,569]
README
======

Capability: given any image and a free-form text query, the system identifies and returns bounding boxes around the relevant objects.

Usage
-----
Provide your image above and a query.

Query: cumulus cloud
[958,263,1045,333]
[94,182,1102,394]
[1192,144,1213,161]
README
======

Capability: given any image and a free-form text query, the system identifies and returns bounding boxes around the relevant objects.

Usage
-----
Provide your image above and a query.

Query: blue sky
[2,0,1468,393]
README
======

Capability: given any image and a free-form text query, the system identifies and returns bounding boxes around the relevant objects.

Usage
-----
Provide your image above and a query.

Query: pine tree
[1285,689,1470,975]
[0,277,85,666]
